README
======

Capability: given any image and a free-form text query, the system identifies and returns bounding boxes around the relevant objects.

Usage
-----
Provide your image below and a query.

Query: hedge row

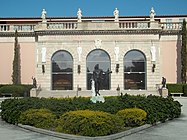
[18,108,56,129]
[1,94,181,125]
[116,108,147,127]
[0,84,33,97]
[18,108,147,136]
[166,84,187,96]
[56,110,124,136]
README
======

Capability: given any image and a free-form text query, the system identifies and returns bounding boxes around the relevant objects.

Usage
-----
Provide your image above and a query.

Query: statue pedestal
[150,21,159,29]
[161,88,168,98]
[30,88,37,97]
[90,96,105,103]
[35,22,47,31]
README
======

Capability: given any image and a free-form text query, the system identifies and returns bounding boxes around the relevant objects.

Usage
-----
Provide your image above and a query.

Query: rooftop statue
[41,9,47,22]
[77,8,82,22]
[150,7,156,22]
[113,8,119,22]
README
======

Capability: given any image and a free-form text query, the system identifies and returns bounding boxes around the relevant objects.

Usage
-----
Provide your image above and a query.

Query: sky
[0,0,187,17]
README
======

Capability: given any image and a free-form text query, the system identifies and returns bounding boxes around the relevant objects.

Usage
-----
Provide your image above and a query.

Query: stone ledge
[17,123,152,140]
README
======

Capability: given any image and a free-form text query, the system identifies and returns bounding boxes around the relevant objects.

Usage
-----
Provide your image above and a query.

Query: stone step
[36,89,159,98]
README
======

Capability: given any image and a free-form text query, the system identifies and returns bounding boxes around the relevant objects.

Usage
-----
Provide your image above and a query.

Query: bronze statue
[93,64,112,96]
[32,77,37,88]
[162,77,166,88]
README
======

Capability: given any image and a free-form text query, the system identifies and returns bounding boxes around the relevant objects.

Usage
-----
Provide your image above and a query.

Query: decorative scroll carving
[95,39,102,48]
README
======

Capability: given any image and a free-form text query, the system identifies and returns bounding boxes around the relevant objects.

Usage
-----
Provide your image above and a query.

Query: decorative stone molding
[77,46,82,61]
[95,39,102,48]
[150,45,156,62]
[41,47,46,63]
[114,46,119,62]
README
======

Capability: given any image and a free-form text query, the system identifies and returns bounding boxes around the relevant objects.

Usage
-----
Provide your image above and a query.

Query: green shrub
[1,95,182,125]
[183,84,187,96]
[119,94,182,124]
[18,108,56,129]
[55,110,124,137]
[116,108,147,127]
[0,85,32,97]
[166,83,187,96]
[166,84,184,94]
[1,97,45,124]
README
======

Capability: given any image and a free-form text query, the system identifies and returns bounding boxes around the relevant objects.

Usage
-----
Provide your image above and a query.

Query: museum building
[0,8,186,97]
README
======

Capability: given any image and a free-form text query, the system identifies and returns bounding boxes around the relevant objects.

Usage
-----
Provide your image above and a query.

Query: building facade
[0,8,186,97]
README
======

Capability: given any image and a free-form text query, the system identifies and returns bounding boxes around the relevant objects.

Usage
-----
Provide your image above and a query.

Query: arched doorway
[86,49,111,90]
[51,50,73,90]
[124,50,146,90]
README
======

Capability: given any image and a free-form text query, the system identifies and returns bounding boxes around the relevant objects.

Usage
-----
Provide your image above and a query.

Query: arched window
[51,50,73,90]
[86,49,111,90]
[124,50,146,90]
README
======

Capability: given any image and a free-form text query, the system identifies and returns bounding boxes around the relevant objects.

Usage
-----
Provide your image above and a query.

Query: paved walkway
[0,97,187,140]
[0,118,62,140]
[118,97,187,140]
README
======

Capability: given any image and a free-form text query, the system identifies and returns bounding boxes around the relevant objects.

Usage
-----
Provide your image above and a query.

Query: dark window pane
[51,51,73,90]
[52,51,72,61]
[52,61,73,72]
[124,51,145,62]
[87,71,110,90]
[87,49,111,90]
[124,62,145,72]
[52,74,73,90]
[87,62,110,72]
[87,50,110,61]
[124,73,145,90]
[124,50,146,90]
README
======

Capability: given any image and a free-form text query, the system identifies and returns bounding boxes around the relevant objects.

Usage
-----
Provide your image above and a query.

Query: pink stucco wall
[160,39,181,83]
[0,43,14,84]
[0,42,35,84]
[20,43,35,84]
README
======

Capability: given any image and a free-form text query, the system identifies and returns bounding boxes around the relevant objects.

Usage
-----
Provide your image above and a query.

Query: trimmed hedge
[183,85,187,96]
[167,83,187,96]
[166,84,184,93]
[18,108,56,129]
[1,94,182,125]
[116,108,147,127]
[55,110,124,137]
[0,84,32,97]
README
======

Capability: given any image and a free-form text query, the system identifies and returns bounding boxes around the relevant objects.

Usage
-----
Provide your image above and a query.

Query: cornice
[0,32,36,37]
[35,29,181,36]
[0,29,181,37]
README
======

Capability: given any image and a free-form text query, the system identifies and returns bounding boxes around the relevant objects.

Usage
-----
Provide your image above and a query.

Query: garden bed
[0,94,182,137]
